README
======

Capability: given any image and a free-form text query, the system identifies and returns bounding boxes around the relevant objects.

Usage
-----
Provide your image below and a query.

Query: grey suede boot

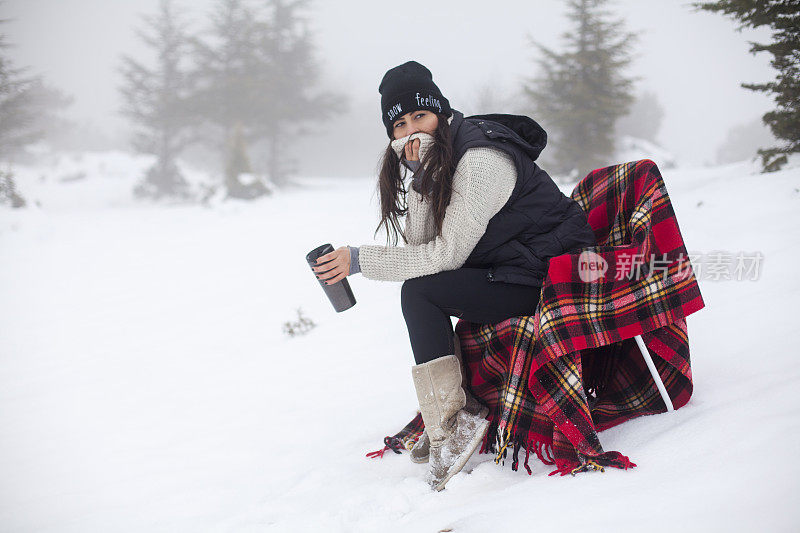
[411,354,490,491]
[409,334,487,465]
[409,430,430,464]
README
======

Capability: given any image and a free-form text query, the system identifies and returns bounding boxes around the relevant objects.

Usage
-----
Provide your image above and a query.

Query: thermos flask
[306,243,357,312]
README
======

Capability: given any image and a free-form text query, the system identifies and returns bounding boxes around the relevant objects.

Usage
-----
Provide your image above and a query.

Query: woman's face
[392,110,439,140]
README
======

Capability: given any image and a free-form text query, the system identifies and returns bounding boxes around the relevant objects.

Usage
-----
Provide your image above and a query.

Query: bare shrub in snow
[282,308,316,337]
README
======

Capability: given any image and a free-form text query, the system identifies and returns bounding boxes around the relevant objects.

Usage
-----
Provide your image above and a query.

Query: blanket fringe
[365,445,389,459]
[365,436,405,459]
[493,427,513,466]
[533,439,555,465]
[485,425,558,476]
[476,416,636,477]
[548,451,637,476]
[366,413,636,479]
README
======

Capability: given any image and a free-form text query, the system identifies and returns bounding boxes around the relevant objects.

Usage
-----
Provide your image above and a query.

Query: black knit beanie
[378,60,452,138]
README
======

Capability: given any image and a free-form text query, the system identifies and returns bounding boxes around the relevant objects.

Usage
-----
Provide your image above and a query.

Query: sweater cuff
[402,159,428,194]
[348,246,361,275]
[402,159,422,172]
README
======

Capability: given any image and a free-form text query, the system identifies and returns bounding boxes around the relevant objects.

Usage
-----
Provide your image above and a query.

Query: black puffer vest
[449,109,596,286]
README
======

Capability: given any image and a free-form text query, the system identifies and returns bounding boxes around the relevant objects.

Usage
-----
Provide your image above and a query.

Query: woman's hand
[312,246,350,285]
[404,138,420,161]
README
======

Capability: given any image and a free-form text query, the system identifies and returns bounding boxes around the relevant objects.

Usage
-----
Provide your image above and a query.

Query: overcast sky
[3,0,775,166]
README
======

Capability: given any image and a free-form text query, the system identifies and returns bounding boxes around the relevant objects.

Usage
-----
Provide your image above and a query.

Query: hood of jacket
[449,109,548,162]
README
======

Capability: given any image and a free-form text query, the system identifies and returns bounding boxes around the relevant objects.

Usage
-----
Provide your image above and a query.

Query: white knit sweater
[357,122,517,282]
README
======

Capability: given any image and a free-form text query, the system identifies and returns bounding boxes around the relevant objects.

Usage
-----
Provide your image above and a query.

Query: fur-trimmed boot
[409,334,488,465]
[411,354,490,491]
[409,430,430,464]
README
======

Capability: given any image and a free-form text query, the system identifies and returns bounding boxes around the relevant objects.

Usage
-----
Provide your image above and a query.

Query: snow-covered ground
[1,152,799,532]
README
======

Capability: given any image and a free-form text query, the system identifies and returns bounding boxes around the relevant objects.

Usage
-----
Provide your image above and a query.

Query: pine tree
[522,0,637,178]
[119,0,196,201]
[250,0,342,187]
[1,8,71,208]
[189,0,270,198]
[0,13,25,208]
[0,12,71,161]
[190,0,343,193]
[693,0,800,172]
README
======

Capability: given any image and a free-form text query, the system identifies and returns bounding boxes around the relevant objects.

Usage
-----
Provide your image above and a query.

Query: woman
[311,61,596,491]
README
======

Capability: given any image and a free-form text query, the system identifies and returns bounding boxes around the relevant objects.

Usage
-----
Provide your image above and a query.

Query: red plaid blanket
[368,159,705,476]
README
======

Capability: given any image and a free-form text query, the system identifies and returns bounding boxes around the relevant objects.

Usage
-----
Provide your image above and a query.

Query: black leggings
[401,267,541,364]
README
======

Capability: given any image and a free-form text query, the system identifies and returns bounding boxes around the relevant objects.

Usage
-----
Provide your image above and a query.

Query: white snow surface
[1,154,799,532]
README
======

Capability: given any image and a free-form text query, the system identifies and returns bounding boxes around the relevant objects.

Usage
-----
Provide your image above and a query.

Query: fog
[2,3,798,530]
[3,0,776,173]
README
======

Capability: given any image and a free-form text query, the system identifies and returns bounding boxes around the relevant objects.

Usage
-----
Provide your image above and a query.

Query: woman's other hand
[404,138,420,161]
[312,246,350,285]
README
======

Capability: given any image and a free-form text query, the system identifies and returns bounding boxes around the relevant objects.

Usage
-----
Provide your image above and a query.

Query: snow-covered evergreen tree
[190,0,342,194]
[1,8,71,208]
[119,0,196,201]
[250,0,341,187]
[522,0,637,178]
[188,0,271,198]
[693,0,800,172]
[1,12,71,160]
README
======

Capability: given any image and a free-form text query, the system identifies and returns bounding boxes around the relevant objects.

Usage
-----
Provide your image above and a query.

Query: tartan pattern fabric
[368,159,704,477]
[365,412,424,459]
[583,320,694,432]
[538,159,705,360]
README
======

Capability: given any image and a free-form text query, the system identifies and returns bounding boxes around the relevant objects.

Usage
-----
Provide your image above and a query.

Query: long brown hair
[374,114,456,246]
